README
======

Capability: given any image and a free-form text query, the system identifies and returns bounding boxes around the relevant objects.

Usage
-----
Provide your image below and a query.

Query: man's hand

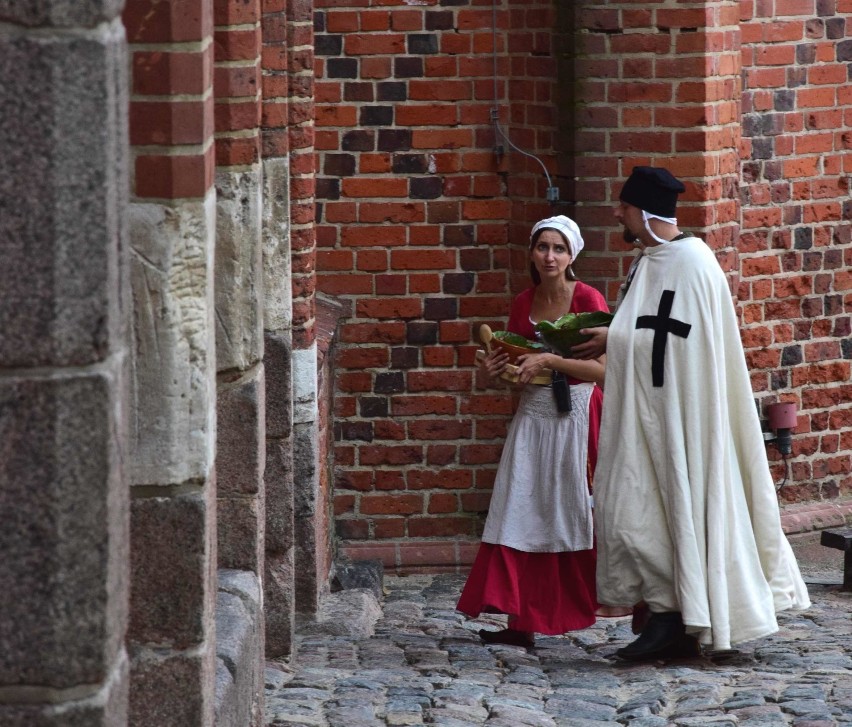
[570,327,608,359]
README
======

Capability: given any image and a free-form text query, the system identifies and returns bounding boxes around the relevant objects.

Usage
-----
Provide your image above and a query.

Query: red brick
[130,99,213,145]
[374,519,406,539]
[316,249,353,271]
[359,154,392,174]
[124,0,213,43]
[408,371,472,392]
[360,57,392,79]
[315,104,358,127]
[215,135,260,166]
[342,226,407,247]
[215,28,261,61]
[215,0,259,25]
[216,99,261,132]
[359,203,425,224]
[411,129,474,150]
[409,273,440,293]
[360,494,422,515]
[390,9,422,31]
[360,446,424,466]
[135,148,215,199]
[214,63,260,98]
[427,445,457,466]
[408,419,472,440]
[396,104,459,126]
[390,249,456,271]
[354,249,388,272]
[344,33,405,55]
[427,493,459,514]
[337,347,389,369]
[324,203,357,224]
[374,420,406,441]
[342,178,408,198]
[339,322,405,344]
[325,10,359,33]
[357,298,422,319]
[392,396,457,416]
[133,50,213,96]
[334,494,356,516]
[360,10,391,31]
[338,373,372,393]
[408,516,473,538]
[317,273,373,295]
[422,347,455,367]
[407,470,473,490]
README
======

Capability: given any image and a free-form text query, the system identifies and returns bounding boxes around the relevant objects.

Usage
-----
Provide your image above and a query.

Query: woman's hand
[480,348,510,381]
[515,352,554,384]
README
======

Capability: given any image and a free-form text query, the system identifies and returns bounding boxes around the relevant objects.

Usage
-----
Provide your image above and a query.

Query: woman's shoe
[478,628,535,648]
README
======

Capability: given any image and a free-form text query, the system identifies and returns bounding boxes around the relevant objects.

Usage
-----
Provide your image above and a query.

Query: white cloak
[595,236,810,650]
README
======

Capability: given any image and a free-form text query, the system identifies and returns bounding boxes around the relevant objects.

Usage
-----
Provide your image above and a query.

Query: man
[575,166,810,660]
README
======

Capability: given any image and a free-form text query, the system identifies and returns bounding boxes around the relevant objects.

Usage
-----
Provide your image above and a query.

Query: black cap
[619,166,685,218]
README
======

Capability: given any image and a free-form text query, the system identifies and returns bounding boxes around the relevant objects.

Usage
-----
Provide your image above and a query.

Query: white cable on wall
[490,0,559,203]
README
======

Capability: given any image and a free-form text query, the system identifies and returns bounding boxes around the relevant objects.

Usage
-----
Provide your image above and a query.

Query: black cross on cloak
[635,290,692,387]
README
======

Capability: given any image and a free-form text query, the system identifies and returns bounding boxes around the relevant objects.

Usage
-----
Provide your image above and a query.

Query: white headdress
[530,215,585,259]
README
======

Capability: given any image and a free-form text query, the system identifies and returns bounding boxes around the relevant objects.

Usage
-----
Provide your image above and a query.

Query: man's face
[614,201,642,244]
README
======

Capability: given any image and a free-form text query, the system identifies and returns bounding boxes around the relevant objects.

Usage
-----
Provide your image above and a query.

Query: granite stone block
[264,331,293,439]
[218,495,265,572]
[0,27,127,368]
[129,647,214,727]
[128,491,215,648]
[0,0,123,27]
[217,366,265,496]
[0,373,128,687]
[0,651,129,726]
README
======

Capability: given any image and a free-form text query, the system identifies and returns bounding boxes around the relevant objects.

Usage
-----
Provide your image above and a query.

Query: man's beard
[623,227,639,244]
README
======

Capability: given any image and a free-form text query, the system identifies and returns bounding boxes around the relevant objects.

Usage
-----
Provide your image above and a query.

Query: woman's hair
[529,228,577,284]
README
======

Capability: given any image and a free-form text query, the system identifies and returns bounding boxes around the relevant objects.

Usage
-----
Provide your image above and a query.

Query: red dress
[457,283,608,634]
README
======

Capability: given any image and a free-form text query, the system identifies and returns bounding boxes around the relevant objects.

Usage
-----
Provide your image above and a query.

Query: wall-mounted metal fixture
[766,402,797,456]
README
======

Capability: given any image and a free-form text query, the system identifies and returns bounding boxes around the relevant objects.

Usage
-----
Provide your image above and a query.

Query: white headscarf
[530,215,585,259]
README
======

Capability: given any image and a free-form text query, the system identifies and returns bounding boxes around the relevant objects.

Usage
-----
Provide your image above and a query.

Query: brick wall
[738,0,852,502]
[314,0,565,570]
[317,0,851,572]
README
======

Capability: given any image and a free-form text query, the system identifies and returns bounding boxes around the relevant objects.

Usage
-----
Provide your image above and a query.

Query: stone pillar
[263,155,297,656]
[0,3,130,724]
[123,0,218,724]
[261,0,299,657]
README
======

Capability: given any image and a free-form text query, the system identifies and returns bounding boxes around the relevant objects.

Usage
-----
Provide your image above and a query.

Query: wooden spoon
[479,324,493,354]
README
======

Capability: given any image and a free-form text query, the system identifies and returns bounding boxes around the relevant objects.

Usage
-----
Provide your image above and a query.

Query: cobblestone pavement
[265,573,852,726]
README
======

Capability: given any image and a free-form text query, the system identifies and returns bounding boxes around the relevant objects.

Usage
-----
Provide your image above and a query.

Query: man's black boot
[615,611,697,661]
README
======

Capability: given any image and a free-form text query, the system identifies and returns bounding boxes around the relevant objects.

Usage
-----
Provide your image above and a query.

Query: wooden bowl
[490,331,541,364]
[491,337,533,364]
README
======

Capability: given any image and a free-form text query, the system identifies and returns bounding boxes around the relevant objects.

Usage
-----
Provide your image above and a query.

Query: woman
[457,215,614,647]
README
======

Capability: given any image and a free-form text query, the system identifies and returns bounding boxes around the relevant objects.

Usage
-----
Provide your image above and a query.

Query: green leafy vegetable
[534,311,614,355]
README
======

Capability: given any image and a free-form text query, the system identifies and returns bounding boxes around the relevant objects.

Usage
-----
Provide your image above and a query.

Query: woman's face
[531,229,573,280]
